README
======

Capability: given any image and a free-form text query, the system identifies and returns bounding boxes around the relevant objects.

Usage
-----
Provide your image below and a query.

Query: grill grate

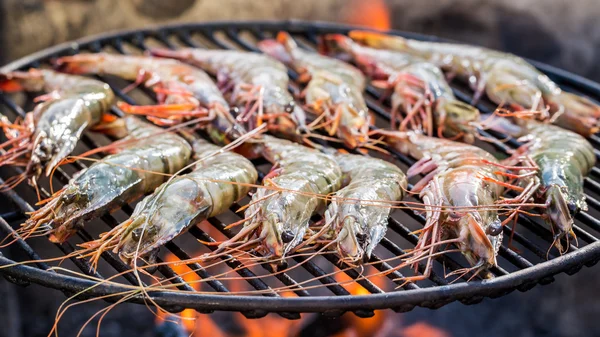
[1,21,600,318]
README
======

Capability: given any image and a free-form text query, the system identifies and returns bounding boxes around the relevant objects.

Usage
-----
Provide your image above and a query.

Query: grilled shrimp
[258,32,371,149]
[22,116,191,243]
[150,48,307,141]
[321,34,480,143]
[324,153,407,263]
[0,69,121,187]
[350,31,600,136]
[81,134,257,266]
[219,135,342,260]
[378,130,513,279]
[500,119,595,252]
[56,53,245,143]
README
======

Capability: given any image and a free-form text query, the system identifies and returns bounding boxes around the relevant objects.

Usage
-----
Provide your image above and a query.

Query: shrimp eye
[281,230,295,243]
[356,232,368,244]
[284,101,295,113]
[38,138,52,153]
[61,185,80,203]
[131,227,143,242]
[567,202,580,214]
[486,220,503,236]
[146,225,158,236]
[448,211,461,220]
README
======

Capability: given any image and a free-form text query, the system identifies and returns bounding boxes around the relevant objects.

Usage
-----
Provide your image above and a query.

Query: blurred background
[1,1,600,336]
[3,0,600,81]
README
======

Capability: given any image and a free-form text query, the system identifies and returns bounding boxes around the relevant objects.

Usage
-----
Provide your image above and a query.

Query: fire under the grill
[1,21,600,337]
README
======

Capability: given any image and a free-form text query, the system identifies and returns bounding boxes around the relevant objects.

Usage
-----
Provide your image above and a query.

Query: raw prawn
[81,133,258,267]
[0,69,121,188]
[150,48,308,142]
[218,135,342,260]
[324,152,407,263]
[498,118,595,252]
[350,31,600,136]
[259,32,371,149]
[321,34,480,143]
[376,130,532,279]
[55,53,245,143]
[21,116,191,243]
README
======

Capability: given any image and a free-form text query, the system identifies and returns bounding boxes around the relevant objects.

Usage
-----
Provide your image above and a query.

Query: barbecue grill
[1,20,600,320]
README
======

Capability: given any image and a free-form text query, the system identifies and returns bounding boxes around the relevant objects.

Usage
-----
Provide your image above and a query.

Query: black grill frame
[1,20,600,319]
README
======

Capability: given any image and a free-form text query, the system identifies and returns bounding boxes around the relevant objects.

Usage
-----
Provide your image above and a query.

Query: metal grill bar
[226,28,470,286]
[113,35,357,320]
[170,28,397,311]
[279,32,538,280]
[88,38,304,320]
[1,21,600,317]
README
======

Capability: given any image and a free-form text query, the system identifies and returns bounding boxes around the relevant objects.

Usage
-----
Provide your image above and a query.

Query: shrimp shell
[512,120,595,251]
[56,53,245,142]
[224,135,342,259]
[324,153,407,263]
[322,34,480,143]
[350,31,600,136]
[22,117,191,243]
[0,69,117,182]
[150,48,308,140]
[108,136,258,265]
[259,32,370,149]
[383,130,505,277]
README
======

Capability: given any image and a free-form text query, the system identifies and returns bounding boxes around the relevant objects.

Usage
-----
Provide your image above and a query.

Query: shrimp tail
[0,69,44,92]
[319,34,354,58]
[257,33,295,65]
[0,74,22,92]
[54,54,103,75]
[547,92,600,136]
[149,48,193,62]
[116,101,207,126]
[349,30,408,51]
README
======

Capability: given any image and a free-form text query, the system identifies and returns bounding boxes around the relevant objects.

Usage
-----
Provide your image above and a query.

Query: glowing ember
[156,252,306,336]
[155,253,201,332]
[344,0,391,31]
[154,252,450,336]
[403,322,450,337]
[333,266,393,337]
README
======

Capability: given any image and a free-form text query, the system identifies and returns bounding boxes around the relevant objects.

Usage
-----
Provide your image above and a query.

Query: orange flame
[229,277,304,337]
[344,0,391,31]
[403,322,451,337]
[156,251,306,336]
[156,249,449,336]
[157,253,450,337]
[155,254,201,332]
[333,267,392,337]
